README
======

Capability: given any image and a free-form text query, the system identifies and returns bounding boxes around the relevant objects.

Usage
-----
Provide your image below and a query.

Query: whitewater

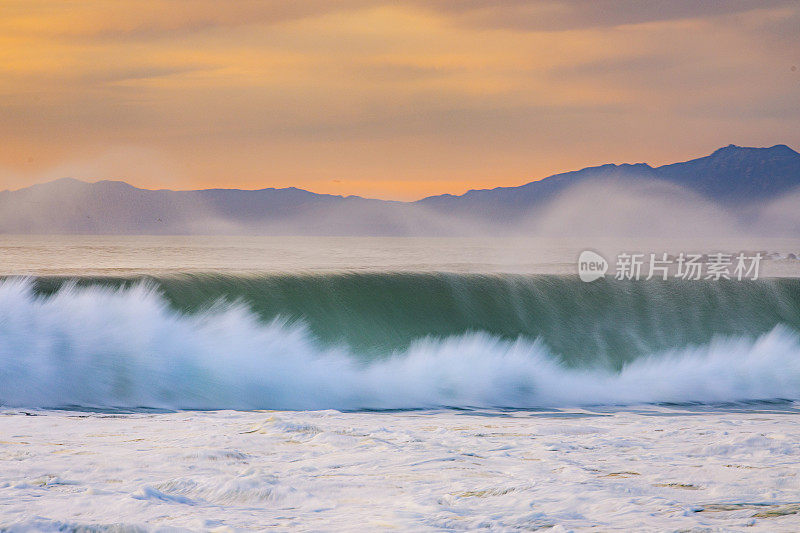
[2,277,800,411]
[3,236,800,531]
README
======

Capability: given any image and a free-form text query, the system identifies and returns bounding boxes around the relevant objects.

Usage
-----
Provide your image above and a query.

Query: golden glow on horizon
[0,1,798,200]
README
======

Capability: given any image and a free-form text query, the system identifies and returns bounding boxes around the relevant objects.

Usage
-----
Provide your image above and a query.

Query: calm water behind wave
[2,234,800,276]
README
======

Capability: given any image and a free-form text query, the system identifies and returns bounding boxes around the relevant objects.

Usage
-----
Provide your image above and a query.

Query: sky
[1,1,798,200]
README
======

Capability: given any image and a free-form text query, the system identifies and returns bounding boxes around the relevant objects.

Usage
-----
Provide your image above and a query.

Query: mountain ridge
[2,144,798,235]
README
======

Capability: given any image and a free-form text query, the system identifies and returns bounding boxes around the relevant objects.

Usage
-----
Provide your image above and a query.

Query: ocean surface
[2,235,800,531]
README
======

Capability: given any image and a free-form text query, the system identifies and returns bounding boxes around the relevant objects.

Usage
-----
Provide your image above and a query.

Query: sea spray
[1,277,800,410]
[28,273,800,366]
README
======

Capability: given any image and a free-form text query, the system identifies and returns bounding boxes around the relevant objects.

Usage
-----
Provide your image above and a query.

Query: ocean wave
[1,278,800,410]
[27,272,800,367]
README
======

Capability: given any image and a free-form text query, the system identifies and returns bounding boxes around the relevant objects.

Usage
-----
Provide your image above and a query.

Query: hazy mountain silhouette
[654,144,800,202]
[417,144,800,221]
[2,144,798,235]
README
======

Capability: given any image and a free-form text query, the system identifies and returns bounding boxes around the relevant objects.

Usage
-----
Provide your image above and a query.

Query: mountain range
[2,144,798,235]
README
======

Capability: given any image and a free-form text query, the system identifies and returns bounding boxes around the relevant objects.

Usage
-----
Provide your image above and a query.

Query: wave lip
[1,278,799,411]
[27,272,800,367]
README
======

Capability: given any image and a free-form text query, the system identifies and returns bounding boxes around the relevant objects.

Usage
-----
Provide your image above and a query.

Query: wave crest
[1,279,799,410]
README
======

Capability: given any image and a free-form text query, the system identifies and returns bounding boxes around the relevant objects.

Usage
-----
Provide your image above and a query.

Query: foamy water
[2,278,800,410]
[3,407,800,531]
[2,236,800,531]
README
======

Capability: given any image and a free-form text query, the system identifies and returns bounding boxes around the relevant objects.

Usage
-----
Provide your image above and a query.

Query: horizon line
[9,143,797,202]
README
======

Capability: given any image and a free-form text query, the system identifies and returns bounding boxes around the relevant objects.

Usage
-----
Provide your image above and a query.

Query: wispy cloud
[0,1,797,199]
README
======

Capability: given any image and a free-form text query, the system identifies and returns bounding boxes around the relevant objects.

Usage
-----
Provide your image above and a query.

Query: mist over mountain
[418,144,800,220]
[3,144,799,236]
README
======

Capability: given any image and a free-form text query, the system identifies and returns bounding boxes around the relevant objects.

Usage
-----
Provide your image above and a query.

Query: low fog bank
[520,176,800,240]
[1,175,798,242]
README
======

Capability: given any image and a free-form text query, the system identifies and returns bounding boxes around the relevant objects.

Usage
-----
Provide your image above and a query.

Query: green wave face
[27,273,800,369]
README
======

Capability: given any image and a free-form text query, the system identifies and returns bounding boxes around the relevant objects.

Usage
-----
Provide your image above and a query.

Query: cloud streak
[0,1,798,199]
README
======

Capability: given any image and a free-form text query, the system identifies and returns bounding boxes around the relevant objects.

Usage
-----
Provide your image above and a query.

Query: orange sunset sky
[1,1,798,200]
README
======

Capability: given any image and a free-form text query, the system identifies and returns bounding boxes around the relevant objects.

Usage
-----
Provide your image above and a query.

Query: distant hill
[417,144,800,221]
[1,144,798,235]
[653,144,800,202]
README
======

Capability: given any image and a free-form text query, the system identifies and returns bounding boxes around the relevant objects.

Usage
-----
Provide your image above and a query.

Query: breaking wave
[1,275,800,410]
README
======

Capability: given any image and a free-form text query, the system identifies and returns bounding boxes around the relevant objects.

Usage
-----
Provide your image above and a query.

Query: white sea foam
[2,407,800,531]
[1,278,799,410]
